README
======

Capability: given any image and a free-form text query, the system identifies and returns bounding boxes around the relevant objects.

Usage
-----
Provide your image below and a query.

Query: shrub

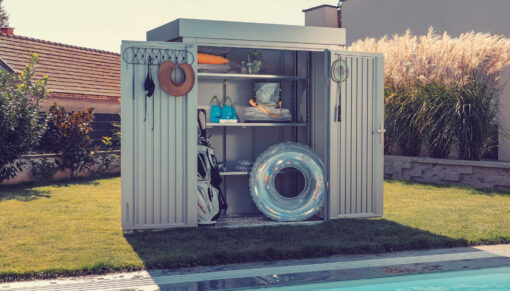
[419,83,459,158]
[0,54,49,182]
[385,87,424,156]
[111,121,121,148]
[40,104,96,178]
[30,157,58,182]
[94,136,117,177]
[456,77,499,160]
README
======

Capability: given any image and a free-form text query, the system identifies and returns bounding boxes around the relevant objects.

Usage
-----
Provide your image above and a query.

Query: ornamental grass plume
[350,28,510,160]
[350,27,510,92]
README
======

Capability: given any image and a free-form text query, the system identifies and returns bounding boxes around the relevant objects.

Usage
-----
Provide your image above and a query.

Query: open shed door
[327,51,384,219]
[121,41,198,230]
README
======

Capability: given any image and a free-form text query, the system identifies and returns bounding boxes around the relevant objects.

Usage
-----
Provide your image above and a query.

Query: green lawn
[0,177,509,281]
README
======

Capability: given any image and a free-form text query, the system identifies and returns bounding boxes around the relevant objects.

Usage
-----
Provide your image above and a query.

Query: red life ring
[158,61,195,97]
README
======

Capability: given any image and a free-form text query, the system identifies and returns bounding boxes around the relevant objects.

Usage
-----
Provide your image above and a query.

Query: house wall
[304,6,339,28]
[342,0,510,44]
[500,66,510,162]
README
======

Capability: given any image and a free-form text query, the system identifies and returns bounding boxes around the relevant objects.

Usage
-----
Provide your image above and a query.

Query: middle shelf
[206,122,306,128]
[220,171,249,176]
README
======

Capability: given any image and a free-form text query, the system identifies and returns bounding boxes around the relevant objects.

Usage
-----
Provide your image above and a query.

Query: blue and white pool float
[249,142,326,222]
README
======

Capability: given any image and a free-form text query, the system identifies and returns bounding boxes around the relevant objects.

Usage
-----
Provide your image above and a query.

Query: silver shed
[121,19,384,230]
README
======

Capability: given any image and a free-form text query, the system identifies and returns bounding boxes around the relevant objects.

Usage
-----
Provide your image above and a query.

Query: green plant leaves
[39,104,96,178]
[0,54,49,182]
[385,80,499,160]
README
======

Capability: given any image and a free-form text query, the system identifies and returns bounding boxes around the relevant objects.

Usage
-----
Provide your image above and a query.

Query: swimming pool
[258,266,510,290]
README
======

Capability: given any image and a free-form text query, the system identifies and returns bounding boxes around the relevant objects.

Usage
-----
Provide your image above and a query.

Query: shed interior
[194,46,329,224]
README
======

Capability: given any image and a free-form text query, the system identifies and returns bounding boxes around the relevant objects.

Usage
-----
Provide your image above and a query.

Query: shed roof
[0,33,120,99]
[147,18,345,47]
[302,4,339,12]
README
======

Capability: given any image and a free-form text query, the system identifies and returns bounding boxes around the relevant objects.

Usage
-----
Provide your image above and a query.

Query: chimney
[303,3,341,28]
[338,1,342,28]
[0,27,13,36]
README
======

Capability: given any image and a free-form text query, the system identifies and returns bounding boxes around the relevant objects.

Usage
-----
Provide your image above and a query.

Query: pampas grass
[350,27,510,91]
[350,28,510,160]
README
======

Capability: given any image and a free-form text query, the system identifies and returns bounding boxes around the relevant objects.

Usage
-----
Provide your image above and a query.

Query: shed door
[121,41,197,230]
[327,51,384,219]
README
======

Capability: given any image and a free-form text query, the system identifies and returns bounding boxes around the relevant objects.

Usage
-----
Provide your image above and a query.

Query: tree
[0,54,49,182]
[0,0,9,28]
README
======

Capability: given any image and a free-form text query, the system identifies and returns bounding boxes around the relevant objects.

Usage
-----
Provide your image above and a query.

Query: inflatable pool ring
[249,142,326,222]
[158,61,195,97]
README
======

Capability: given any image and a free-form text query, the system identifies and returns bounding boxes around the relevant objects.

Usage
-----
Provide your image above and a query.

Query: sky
[4,0,338,53]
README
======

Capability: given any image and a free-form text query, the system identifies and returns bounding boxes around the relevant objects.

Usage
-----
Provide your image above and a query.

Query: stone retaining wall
[385,155,510,191]
[1,153,120,185]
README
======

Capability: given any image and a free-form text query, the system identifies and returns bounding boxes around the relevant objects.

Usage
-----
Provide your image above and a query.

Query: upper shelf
[198,72,307,81]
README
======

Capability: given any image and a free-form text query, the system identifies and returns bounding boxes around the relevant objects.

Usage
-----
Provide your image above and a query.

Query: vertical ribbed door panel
[121,41,197,230]
[328,51,384,219]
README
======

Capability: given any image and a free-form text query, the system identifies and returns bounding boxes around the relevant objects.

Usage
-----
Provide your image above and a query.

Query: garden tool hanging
[122,46,196,131]
[158,61,195,97]
[331,57,349,122]
[144,56,155,130]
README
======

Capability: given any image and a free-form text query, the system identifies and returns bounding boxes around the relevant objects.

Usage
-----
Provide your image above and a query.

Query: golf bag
[197,109,227,224]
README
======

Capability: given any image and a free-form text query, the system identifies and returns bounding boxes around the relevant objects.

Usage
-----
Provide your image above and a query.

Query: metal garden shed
[121,19,384,231]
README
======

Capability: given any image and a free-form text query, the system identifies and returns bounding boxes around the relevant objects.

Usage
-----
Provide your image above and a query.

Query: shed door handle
[377,121,386,144]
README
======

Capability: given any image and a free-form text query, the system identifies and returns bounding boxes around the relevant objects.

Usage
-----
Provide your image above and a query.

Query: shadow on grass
[0,188,51,202]
[125,219,468,270]
[0,174,121,202]
[46,173,122,188]
[386,178,510,196]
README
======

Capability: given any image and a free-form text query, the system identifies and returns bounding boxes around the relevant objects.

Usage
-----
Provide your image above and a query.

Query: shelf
[219,171,249,176]
[219,161,252,176]
[219,169,300,176]
[198,72,307,81]
[207,122,306,128]
[218,161,304,176]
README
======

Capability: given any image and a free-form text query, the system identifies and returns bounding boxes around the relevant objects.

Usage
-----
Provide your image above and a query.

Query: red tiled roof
[0,33,120,99]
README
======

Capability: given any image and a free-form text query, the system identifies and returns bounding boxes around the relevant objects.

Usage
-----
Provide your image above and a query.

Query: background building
[0,28,120,142]
[341,0,510,45]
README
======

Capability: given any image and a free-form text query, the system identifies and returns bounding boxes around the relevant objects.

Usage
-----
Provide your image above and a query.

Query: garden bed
[0,177,509,282]
[385,155,510,191]
[0,152,120,185]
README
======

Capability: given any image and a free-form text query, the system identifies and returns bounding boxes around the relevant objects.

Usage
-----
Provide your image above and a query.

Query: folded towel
[198,63,233,73]
[242,106,291,122]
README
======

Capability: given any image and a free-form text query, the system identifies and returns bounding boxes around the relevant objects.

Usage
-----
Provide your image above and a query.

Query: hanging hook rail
[122,47,195,66]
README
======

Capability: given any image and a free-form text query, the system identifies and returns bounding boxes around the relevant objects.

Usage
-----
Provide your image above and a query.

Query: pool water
[259,266,510,291]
